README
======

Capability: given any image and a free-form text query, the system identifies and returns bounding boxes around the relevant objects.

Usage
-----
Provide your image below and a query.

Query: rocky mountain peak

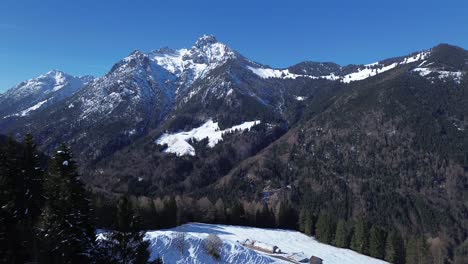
[194,34,218,48]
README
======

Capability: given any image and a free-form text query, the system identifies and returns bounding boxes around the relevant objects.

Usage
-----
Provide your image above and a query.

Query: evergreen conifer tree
[38,144,95,263]
[19,134,44,261]
[351,217,369,254]
[385,231,405,264]
[369,225,386,259]
[335,219,348,248]
[0,138,20,263]
[96,195,150,264]
[406,236,428,264]
[315,212,334,244]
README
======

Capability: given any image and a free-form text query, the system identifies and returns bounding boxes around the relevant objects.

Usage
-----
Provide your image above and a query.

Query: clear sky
[1,0,468,91]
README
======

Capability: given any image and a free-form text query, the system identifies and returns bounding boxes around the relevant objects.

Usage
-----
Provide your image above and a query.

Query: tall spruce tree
[406,236,428,264]
[351,217,369,255]
[19,134,44,262]
[315,212,334,244]
[385,231,405,264]
[38,144,95,263]
[277,202,297,229]
[334,219,348,248]
[0,138,20,263]
[162,197,177,228]
[0,136,44,263]
[96,195,150,264]
[298,208,314,234]
[369,225,386,259]
[229,202,244,225]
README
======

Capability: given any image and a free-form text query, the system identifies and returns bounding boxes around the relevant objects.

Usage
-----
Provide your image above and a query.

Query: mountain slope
[145,223,387,264]
[213,44,468,254]
[0,70,93,119]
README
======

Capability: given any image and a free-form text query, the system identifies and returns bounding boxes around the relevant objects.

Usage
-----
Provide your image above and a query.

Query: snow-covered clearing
[155,119,261,156]
[248,51,431,83]
[20,99,48,116]
[145,223,388,264]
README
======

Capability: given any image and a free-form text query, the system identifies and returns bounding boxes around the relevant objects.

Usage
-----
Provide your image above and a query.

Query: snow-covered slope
[156,119,261,156]
[247,51,432,83]
[145,223,388,264]
[0,70,93,118]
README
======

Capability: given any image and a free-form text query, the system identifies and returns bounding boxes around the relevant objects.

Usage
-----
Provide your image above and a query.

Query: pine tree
[96,195,150,264]
[304,215,314,236]
[385,231,405,264]
[163,197,177,228]
[369,225,386,259]
[315,212,334,244]
[263,204,275,228]
[406,236,428,264]
[19,134,44,261]
[335,219,348,248]
[229,202,244,225]
[214,198,226,223]
[0,138,20,263]
[38,144,95,263]
[351,217,369,255]
[277,202,297,229]
[298,208,307,233]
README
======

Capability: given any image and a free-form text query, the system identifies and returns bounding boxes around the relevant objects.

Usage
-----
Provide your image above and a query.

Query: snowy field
[145,223,388,264]
[155,120,260,156]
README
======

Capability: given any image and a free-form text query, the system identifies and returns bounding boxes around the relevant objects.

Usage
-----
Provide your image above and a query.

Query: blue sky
[1,0,468,91]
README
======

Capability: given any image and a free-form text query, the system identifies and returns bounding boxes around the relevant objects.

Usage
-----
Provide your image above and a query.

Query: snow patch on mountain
[413,67,464,82]
[341,51,430,83]
[247,66,309,79]
[145,223,388,264]
[248,51,431,83]
[20,99,48,116]
[342,62,398,83]
[156,119,261,156]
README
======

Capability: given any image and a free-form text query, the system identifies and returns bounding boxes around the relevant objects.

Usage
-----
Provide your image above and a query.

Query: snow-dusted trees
[0,135,44,263]
[0,138,22,263]
[38,144,95,263]
[95,195,150,264]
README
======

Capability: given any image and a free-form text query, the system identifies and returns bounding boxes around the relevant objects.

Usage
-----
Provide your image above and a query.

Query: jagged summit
[194,34,218,48]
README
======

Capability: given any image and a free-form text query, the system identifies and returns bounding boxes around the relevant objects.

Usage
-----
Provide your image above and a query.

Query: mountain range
[1,35,467,261]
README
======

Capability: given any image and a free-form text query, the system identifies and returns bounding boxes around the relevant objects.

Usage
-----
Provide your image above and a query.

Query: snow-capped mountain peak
[109,35,237,87]
[4,70,93,99]
[194,34,218,48]
[0,70,93,119]
[148,35,237,85]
